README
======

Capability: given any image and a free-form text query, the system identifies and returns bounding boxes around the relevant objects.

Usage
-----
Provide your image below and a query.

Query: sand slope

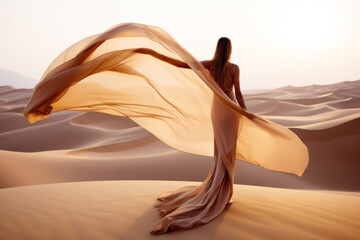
[0,181,359,240]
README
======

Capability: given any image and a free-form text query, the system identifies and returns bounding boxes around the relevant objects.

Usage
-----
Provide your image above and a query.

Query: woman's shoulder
[229,63,239,76]
[229,63,239,70]
[201,60,212,70]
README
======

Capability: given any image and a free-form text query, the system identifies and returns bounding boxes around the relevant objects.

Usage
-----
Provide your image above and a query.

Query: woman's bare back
[202,60,246,109]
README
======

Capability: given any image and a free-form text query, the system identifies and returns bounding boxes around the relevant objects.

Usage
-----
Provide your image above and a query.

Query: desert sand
[0,80,360,239]
[1,181,359,240]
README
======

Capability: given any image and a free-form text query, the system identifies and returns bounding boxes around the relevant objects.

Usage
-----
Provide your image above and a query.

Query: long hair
[211,37,232,84]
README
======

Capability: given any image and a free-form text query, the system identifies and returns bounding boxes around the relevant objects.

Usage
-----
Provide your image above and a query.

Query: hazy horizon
[1,0,360,90]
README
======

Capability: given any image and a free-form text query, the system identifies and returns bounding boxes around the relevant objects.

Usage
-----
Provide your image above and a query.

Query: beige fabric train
[23,23,308,234]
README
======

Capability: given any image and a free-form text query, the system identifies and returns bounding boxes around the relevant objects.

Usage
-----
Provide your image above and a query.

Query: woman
[24,23,308,235]
[150,37,247,234]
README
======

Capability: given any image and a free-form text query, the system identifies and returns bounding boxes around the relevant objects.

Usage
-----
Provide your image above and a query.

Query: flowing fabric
[23,23,308,233]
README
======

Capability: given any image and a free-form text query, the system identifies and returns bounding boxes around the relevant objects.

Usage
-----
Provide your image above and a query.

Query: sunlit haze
[1,0,359,90]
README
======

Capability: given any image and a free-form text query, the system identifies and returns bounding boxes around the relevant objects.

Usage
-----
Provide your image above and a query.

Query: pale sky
[1,0,359,90]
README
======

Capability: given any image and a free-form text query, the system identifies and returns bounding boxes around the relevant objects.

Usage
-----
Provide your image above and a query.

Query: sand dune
[1,115,359,190]
[1,80,359,190]
[0,80,360,238]
[264,109,360,129]
[0,181,359,240]
[69,111,139,130]
[291,118,360,190]
[246,80,360,130]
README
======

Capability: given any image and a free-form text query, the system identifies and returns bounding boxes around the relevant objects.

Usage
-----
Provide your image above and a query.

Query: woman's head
[213,37,232,65]
[211,37,232,83]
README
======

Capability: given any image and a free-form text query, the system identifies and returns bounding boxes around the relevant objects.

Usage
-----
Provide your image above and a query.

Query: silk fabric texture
[24,23,308,234]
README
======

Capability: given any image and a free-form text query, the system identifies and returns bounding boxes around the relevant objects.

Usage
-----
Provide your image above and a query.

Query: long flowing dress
[23,23,309,234]
[151,64,241,234]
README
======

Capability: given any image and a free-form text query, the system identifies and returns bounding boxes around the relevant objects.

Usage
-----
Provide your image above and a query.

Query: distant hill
[0,69,37,89]
[276,79,360,93]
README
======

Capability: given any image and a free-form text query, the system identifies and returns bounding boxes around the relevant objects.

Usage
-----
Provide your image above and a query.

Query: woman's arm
[134,48,213,71]
[233,65,247,110]
[134,48,190,68]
